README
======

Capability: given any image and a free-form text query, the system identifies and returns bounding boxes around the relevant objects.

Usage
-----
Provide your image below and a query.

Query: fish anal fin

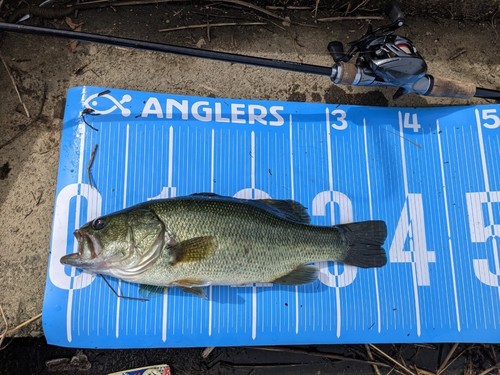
[179,286,207,299]
[175,278,209,298]
[138,284,165,297]
[168,236,217,264]
[273,265,319,285]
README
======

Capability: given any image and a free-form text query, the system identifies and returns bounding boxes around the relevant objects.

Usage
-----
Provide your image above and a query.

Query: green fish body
[61,194,387,295]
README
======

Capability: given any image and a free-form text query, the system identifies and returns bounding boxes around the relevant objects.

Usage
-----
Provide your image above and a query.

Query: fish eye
[92,218,107,230]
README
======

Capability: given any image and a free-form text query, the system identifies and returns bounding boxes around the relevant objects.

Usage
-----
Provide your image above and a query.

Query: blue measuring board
[43,86,500,348]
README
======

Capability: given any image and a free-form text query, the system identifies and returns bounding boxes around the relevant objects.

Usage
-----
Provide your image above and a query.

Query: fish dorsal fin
[257,199,310,224]
[273,265,319,285]
[189,192,220,198]
[188,193,310,224]
[168,236,217,265]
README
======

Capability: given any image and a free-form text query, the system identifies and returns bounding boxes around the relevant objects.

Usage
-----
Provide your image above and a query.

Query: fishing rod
[0,4,499,101]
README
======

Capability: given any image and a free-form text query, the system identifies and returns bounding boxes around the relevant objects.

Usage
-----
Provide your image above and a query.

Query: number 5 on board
[481,109,500,129]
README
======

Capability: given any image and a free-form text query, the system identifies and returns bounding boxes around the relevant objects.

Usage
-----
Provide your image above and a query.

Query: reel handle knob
[327,41,349,63]
[385,3,405,26]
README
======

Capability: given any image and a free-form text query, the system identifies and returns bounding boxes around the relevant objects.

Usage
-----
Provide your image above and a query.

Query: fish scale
[147,198,344,283]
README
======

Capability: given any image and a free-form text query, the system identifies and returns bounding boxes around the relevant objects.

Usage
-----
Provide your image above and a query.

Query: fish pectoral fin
[175,278,209,299]
[138,284,165,297]
[179,286,207,299]
[273,265,319,285]
[168,236,217,264]
[258,199,311,224]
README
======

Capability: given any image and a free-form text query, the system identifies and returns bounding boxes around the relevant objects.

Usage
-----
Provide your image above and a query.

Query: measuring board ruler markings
[43,87,500,348]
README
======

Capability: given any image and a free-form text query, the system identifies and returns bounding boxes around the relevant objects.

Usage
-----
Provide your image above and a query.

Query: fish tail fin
[337,220,388,268]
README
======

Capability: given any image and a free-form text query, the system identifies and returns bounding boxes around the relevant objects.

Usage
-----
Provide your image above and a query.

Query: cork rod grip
[427,76,476,99]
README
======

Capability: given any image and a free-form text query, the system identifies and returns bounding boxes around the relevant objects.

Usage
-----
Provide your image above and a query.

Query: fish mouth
[60,230,99,267]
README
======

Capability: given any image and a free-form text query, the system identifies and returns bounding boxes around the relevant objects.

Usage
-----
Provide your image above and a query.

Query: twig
[201,346,215,359]
[478,365,500,375]
[71,0,188,6]
[348,0,370,15]
[1,308,42,350]
[266,6,312,10]
[0,305,7,349]
[5,313,42,337]
[368,344,414,375]
[384,128,422,148]
[0,82,47,151]
[206,20,211,42]
[24,208,34,218]
[219,361,307,369]
[252,346,390,368]
[437,345,471,375]
[414,366,436,375]
[317,16,384,22]
[0,53,30,118]
[314,0,320,18]
[205,0,288,23]
[159,21,265,33]
[448,48,466,61]
[87,144,98,188]
[437,343,459,374]
[365,344,381,375]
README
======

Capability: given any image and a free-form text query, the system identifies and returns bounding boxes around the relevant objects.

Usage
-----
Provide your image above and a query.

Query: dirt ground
[0,1,499,374]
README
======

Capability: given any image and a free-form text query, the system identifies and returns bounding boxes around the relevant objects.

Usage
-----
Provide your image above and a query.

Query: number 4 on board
[389,194,436,286]
[401,112,421,133]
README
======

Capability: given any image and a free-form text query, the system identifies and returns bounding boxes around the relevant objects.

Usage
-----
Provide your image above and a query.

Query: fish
[60,193,387,297]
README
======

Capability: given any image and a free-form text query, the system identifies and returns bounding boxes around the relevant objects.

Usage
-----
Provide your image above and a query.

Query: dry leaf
[65,17,83,53]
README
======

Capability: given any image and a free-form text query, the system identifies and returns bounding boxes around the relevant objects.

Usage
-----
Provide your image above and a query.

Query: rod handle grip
[426,76,476,99]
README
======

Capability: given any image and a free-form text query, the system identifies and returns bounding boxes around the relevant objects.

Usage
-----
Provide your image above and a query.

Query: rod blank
[0,22,333,77]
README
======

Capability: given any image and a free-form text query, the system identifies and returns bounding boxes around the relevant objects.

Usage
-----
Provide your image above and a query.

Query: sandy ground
[0,2,499,373]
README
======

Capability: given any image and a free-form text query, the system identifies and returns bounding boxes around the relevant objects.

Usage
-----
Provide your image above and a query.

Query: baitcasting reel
[328,4,475,99]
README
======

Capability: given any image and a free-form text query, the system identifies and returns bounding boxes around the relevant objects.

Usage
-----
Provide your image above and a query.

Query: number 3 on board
[326,108,348,130]
[389,194,436,286]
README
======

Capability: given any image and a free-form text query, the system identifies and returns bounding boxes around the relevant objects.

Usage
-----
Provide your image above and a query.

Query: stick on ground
[437,343,459,374]
[317,16,384,22]
[0,305,7,349]
[159,22,266,33]
[252,346,390,368]
[0,53,30,118]
[365,344,382,375]
[368,344,414,375]
[206,0,288,23]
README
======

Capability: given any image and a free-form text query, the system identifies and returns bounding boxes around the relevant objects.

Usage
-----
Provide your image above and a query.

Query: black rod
[0,22,333,77]
[475,87,500,100]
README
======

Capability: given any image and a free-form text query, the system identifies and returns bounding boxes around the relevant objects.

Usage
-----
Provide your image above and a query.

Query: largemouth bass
[61,193,387,297]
